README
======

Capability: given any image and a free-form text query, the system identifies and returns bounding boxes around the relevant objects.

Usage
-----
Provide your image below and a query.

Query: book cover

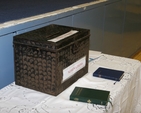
[93,67,124,81]
[70,87,110,106]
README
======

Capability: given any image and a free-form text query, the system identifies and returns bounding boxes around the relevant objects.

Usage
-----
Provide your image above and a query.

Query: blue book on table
[93,67,124,81]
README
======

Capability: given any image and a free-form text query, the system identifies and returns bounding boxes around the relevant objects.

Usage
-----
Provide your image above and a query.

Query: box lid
[13,24,90,51]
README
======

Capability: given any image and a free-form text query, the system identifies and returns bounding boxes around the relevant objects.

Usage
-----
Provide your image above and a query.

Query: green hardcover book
[70,87,110,106]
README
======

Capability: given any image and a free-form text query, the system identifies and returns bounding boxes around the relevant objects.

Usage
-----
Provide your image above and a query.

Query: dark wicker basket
[13,24,90,96]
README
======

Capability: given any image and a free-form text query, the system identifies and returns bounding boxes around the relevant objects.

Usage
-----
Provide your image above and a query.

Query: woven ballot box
[13,24,90,96]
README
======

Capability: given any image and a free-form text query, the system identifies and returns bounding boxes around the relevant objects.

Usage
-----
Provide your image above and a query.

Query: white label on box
[48,30,78,42]
[62,56,86,82]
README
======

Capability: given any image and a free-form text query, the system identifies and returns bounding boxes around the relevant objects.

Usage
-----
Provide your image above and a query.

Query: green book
[70,87,110,106]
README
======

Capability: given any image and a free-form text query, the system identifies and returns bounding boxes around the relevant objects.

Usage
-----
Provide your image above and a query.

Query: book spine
[70,96,107,105]
[93,74,119,81]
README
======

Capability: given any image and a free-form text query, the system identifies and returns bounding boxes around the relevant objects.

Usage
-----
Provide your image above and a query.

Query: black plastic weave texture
[13,24,90,95]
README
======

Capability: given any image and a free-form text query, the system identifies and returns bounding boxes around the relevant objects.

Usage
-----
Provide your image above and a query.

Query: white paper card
[62,56,86,82]
[48,30,78,42]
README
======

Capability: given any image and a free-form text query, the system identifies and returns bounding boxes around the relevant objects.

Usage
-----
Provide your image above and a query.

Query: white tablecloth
[0,50,141,113]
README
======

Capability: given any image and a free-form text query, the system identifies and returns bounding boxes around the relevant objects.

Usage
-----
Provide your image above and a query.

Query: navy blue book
[93,67,124,81]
